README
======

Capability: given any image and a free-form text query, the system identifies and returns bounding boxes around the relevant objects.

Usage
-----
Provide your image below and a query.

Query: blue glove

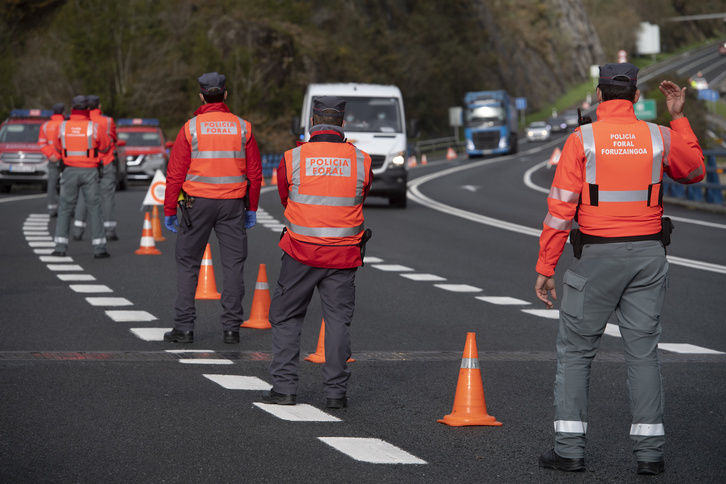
[244,211,256,229]
[165,215,179,233]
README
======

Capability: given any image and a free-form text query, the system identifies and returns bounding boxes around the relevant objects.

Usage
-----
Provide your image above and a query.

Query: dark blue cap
[599,63,638,87]
[52,103,65,114]
[198,72,226,94]
[87,95,100,108]
[313,96,346,118]
[72,95,89,110]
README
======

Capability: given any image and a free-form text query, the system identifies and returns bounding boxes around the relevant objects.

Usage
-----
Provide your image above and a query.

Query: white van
[293,83,413,207]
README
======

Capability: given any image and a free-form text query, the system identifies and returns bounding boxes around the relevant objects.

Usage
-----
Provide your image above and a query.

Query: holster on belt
[661,217,673,247]
[359,228,373,266]
[570,228,584,259]
[177,190,192,227]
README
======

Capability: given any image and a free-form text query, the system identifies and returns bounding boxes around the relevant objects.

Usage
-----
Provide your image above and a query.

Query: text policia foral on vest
[603,133,649,155]
[305,157,352,176]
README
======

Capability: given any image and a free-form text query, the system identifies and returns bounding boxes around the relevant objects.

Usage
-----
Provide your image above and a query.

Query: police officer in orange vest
[535,63,705,476]
[38,103,65,217]
[51,95,112,258]
[73,95,119,241]
[163,72,262,345]
[262,96,373,409]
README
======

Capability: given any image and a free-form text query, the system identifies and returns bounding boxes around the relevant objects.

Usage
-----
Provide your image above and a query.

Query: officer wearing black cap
[51,95,112,258]
[73,94,120,241]
[38,102,66,216]
[262,95,373,409]
[535,63,705,475]
[162,72,262,345]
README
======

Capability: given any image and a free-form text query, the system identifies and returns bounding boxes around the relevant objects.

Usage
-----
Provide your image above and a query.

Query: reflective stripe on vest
[288,145,367,207]
[554,420,588,434]
[59,121,96,157]
[186,115,247,185]
[580,122,665,206]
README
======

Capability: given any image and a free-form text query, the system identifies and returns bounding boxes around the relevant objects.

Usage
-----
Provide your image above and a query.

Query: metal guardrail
[664,150,725,204]
[411,136,464,157]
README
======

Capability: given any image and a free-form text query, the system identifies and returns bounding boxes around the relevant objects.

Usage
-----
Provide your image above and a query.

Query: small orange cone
[261,176,266,187]
[195,244,221,299]
[270,170,278,186]
[407,155,417,168]
[421,154,428,165]
[438,332,502,427]
[241,264,271,329]
[135,212,162,255]
[304,320,356,363]
[151,205,166,242]
[446,147,457,160]
[547,147,561,169]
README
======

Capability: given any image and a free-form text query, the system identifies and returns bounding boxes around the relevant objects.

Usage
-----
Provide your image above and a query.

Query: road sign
[698,89,720,102]
[515,97,527,110]
[634,99,657,120]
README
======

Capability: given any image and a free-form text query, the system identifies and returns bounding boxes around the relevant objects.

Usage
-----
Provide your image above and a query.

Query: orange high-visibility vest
[90,109,115,166]
[58,120,101,168]
[574,121,668,236]
[182,111,250,199]
[38,114,64,159]
[283,141,371,246]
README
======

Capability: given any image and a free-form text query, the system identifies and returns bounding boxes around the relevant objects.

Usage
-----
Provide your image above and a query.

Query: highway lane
[1,165,725,482]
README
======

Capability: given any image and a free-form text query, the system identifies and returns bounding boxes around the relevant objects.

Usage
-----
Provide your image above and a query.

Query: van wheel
[0,183,11,193]
[389,193,407,208]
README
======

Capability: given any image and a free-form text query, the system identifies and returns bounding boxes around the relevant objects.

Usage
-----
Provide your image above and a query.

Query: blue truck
[463,90,518,157]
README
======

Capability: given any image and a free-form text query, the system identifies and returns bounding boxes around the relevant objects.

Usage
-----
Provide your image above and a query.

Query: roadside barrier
[134,212,162,255]
[663,150,726,205]
[241,264,271,329]
[304,319,356,363]
[195,243,221,299]
[438,332,502,427]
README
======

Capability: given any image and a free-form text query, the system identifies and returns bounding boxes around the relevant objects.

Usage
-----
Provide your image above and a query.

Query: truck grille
[472,131,500,150]
[0,152,46,164]
[369,155,385,169]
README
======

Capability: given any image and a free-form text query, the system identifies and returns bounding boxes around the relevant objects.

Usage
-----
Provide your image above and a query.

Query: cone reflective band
[241,264,271,328]
[135,212,162,255]
[438,332,502,427]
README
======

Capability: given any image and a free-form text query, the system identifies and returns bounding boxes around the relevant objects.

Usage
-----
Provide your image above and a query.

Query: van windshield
[313,97,402,133]
[0,123,43,143]
[118,131,161,147]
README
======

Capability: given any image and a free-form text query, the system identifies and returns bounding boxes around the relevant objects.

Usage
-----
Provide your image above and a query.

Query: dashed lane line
[318,437,427,464]
[254,403,342,422]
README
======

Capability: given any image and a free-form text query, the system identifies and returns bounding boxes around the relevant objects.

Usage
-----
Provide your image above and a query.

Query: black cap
[72,95,89,110]
[312,96,346,118]
[87,95,100,109]
[198,72,226,95]
[52,103,65,114]
[599,63,639,87]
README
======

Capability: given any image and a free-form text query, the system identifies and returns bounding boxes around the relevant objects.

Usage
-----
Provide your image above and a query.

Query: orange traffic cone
[304,320,356,363]
[547,147,561,169]
[195,244,221,299]
[407,155,417,168]
[241,264,271,329]
[261,176,266,187]
[135,212,162,255]
[421,154,428,165]
[270,170,278,186]
[446,147,457,160]
[151,205,166,242]
[438,332,502,427]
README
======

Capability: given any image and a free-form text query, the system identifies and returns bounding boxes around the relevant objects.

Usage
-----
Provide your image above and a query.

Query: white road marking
[318,437,427,464]
[521,309,560,319]
[25,236,52,241]
[47,264,84,271]
[106,310,157,322]
[180,359,234,365]
[401,273,447,281]
[85,297,133,306]
[29,242,55,248]
[658,343,725,354]
[203,374,272,390]
[166,350,214,353]
[363,256,384,264]
[434,284,482,293]
[57,274,96,281]
[129,328,168,341]
[371,264,414,272]
[604,324,621,337]
[254,403,341,422]
[40,256,73,263]
[69,284,112,293]
[34,249,54,255]
[476,296,530,305]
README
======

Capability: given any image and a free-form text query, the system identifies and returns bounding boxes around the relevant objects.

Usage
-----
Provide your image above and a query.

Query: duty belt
[580,232,661,245]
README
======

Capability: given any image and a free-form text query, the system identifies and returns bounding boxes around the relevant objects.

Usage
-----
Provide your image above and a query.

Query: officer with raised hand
[163,72,262,345]
[72,95,120,241]
[262,96,373,409]
[38,103,65,217]
[534,63,705,476]
[51,95,112,258]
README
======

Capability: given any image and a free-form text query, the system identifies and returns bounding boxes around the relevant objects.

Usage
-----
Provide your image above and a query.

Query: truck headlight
[391,152,405,167]
[499,136,508,149]
[466,139,475,151]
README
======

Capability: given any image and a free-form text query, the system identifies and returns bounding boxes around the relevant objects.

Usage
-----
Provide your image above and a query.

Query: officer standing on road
[72,95,119,241]
[50,95,112,258]
[38,103,65,217]
[163,72,262,345]
[534,63,705,476]
[262,96,373,409]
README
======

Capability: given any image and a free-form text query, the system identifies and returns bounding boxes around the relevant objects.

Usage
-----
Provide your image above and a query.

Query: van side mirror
[408,119,420,138]
[291,116,302,137]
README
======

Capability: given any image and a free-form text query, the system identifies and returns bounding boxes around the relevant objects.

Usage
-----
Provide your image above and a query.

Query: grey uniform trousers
[173,197,248,332]
[269,253,357,399]
[73,162,117,238]
[553,240,667,463]
[46,160,61,216]
[53,166,107,254]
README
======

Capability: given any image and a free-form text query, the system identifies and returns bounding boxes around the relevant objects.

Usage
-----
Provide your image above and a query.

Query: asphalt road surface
[1,135,725,483]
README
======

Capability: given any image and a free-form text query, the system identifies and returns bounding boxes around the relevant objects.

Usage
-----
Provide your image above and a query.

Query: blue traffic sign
[697,89,720,102]
[515,97,527,110]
